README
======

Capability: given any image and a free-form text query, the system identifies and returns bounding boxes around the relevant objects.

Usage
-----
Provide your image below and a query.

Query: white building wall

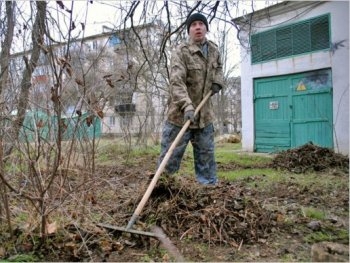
[101,91,166,136]
[239,1,349,154]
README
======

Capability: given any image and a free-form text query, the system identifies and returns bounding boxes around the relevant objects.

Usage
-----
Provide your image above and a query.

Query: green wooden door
[254,76,291,152]
[290,70,333,148]
[254,69,333,152]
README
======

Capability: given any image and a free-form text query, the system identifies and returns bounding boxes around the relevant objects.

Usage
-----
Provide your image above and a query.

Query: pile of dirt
[127,176,274,247]
[271,143,349,173]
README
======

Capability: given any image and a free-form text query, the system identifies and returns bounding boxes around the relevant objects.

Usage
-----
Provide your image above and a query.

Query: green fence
[20,110,101,142]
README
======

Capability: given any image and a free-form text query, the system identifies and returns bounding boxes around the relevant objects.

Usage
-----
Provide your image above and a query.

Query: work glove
[184,110,195,123]
[211,83,222,96]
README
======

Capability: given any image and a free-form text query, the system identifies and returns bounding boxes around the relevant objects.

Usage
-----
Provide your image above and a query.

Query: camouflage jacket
[166,38,226,128]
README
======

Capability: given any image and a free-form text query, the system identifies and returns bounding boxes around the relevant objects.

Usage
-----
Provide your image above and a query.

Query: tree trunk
[0,0,15,238]
[0,1,15,95]
[6,1,47,156]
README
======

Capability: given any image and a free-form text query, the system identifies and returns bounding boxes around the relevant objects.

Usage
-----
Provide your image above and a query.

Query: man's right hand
[184,110,195,123]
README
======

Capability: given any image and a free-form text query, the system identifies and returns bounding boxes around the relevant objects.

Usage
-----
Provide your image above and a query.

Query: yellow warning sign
[297,81,306,91]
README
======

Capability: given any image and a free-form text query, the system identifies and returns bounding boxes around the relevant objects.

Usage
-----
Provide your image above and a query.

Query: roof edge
[232,1,325,24]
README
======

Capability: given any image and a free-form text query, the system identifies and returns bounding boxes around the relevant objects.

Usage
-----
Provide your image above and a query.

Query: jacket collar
[188,37,208,54]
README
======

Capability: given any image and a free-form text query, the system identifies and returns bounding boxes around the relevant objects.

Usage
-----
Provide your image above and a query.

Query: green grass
[130,145,160,157]
[1,253,39,262]
[96,141,159,165]
[17,211,28,221]
[304,228,349,243]
[215,142,273,165]
[301,206,326,220]
[216,142,242,151]
[216,151,272,167]
[219,168,277,181]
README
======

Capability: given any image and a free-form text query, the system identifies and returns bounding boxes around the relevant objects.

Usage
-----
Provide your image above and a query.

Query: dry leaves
[271,143,349,173]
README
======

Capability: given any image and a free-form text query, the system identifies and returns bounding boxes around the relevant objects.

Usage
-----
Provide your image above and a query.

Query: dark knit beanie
[186,13,209,33]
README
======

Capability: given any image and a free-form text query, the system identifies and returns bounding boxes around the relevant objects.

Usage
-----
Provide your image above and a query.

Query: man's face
[189,20,207,43]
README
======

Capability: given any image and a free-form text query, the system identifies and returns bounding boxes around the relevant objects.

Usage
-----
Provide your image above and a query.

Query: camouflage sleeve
[213,51,226,89]
[169,46,194,112]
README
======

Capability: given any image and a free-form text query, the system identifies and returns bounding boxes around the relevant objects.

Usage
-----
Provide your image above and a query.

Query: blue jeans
[158,121,217,185]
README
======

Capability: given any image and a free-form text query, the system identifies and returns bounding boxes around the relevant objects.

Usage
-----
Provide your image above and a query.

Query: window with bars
[251,14,330,63]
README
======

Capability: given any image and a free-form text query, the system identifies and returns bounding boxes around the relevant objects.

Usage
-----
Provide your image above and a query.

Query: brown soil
[2,144,349,262]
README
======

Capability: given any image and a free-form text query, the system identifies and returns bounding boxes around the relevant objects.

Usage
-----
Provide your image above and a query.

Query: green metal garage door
[254,69,333,152]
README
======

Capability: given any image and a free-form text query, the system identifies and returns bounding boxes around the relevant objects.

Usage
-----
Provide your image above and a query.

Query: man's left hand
[211,83,222,95]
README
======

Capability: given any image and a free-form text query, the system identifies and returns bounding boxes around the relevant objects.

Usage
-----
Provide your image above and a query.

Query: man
[158,12,226,185]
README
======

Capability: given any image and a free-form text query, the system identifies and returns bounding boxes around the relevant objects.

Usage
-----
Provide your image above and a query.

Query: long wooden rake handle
[126,91,212,230]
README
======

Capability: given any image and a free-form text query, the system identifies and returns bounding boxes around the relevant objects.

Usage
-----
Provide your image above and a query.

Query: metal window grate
[251,14,330,63]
